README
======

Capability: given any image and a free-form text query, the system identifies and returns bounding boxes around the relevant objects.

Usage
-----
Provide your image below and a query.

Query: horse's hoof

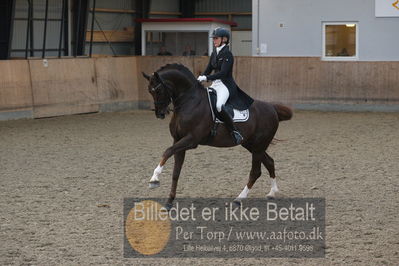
[149,181,160,189]
[233,199,241,206]
[165,202,173,211]
[266,191,277,199]
[266,194,275,199]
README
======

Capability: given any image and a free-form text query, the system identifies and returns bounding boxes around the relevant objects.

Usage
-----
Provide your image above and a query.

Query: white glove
[197,75,207,82]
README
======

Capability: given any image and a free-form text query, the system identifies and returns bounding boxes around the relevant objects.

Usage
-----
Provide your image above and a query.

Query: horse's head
[143,64,198,119]
[142,71,172,119]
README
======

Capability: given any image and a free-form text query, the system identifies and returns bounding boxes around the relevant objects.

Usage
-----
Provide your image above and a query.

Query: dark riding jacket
[203,45,254,110]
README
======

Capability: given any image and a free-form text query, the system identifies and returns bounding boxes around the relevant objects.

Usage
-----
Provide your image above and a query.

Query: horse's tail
[273,103,293,121]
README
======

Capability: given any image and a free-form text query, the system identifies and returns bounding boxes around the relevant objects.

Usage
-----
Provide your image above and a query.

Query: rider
[197,27,254,145]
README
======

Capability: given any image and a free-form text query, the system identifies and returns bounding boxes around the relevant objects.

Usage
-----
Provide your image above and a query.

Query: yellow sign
[376,0,399,16]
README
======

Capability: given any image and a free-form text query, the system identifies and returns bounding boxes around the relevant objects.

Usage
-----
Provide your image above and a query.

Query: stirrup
[231,130,243,145]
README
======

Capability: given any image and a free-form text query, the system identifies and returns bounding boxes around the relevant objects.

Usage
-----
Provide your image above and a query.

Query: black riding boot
[219,105,243,145]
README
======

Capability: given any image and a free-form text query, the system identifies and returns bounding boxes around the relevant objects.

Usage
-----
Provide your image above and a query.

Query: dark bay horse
[142,64,292,208]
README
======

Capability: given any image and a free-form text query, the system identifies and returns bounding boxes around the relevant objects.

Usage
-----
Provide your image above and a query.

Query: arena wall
[0,56,398,120]
[234,57,399,111]
[29,58,99,118]
[95,57,140,112]
[0,60,33,120]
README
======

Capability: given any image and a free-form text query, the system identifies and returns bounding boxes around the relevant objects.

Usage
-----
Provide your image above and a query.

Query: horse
[142,64,293,209]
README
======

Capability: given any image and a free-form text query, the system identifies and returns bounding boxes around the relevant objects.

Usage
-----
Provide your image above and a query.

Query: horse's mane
[156,64,197,81]
[156,63,206,91]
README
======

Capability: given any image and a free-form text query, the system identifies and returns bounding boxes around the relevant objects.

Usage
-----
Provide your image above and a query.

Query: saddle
[206,88,250,123]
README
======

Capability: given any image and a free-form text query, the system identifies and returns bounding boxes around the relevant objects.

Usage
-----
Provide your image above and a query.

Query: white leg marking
[150,164,163,183]
[234,185,250,201]
[266,178,279,198]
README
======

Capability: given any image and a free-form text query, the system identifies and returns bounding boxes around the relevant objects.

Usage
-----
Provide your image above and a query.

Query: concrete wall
[0,56,398,120]
[252,0,399,61]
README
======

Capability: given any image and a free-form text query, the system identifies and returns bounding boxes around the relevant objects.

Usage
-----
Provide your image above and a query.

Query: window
[322,22,358,60]
[11,0,70,58]
[144,31,208,56]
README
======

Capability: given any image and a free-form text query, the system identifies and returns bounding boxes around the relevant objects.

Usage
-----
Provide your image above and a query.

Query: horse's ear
[154,72,172,93]
[142,72,150,81]
[153,71,161,81]
[154,72,165,86]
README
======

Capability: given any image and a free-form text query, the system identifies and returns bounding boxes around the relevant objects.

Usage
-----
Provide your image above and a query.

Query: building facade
[252,0,399,61]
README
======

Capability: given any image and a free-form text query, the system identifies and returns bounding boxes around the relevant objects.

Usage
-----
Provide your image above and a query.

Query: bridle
[151,78,172,109]
[149,71,194,113]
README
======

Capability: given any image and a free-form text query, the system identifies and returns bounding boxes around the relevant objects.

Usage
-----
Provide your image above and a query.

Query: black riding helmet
[210,27,230,44]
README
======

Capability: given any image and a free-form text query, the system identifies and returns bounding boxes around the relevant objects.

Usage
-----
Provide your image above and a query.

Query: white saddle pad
[216,109,249,123]
[206,88,250,123]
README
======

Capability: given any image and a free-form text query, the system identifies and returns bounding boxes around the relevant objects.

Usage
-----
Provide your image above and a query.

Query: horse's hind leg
[261,152,279,198]
[234,152,262,202]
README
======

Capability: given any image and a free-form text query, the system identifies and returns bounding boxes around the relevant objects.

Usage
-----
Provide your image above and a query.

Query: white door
[231,31,252,56]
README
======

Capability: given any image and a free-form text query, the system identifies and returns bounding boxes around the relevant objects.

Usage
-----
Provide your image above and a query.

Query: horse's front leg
[149,135,195,188]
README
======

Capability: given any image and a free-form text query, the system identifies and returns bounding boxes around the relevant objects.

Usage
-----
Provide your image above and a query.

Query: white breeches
[211,80,229,112]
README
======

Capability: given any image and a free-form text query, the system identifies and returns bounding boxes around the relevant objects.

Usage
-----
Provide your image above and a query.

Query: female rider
[197,27,253,145]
